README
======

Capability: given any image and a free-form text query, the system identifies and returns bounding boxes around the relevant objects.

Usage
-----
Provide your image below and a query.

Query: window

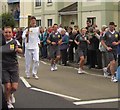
[47,0,52,3]
[35,0,41,7]
[47,19,52,27]
[14,9,20,20]
[87,17,96,25]
[36,20,41,26]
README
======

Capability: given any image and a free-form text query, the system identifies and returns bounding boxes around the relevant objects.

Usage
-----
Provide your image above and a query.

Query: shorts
[2,66,19,84]
[107,50,117,61]
[49,46,60,59]
[77,49,87,58]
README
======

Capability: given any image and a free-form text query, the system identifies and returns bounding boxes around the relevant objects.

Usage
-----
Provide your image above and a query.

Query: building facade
[0,0,8,14]
[78,1,120,29]
[20,1,74,28]
[2,0,119,29]
[20,0,120,30]
[1,0,20,27]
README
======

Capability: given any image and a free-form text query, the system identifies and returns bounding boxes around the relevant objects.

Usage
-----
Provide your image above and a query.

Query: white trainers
[10,94,15,104]
[103,67,110,77]
[33,74,39,79]
[111,76,118,83]
[26,75,30,79]
[51,66,55,71]
[54,64,58,71]
[7,101,14,109]
[78,68,83,74]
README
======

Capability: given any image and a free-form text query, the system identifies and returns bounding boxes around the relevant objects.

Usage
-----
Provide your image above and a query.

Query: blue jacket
[39,32,47,46]
[60,34,69,50]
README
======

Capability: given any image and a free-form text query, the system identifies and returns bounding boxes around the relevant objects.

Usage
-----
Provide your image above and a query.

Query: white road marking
[20,77,31,88]
[20,76,81,101]
[30,87,81,101]
[73,98,120,105]
[65,66,73,69]
[40,61,47,65]
[84,71,111,78]
[74,68,111,78]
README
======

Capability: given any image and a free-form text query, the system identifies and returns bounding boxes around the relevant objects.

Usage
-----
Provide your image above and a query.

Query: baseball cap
[109,22,117,27]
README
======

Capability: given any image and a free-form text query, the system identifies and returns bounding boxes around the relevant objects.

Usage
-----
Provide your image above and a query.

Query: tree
[0,12,15,29]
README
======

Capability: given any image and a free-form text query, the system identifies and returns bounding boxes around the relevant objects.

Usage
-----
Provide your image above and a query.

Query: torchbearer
[22,16,40,79]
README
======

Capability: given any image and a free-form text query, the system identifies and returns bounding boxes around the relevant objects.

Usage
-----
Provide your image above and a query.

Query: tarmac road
[3,56,119,109]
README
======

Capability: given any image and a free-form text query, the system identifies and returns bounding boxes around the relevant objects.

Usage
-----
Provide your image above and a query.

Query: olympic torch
[26,15,31,43]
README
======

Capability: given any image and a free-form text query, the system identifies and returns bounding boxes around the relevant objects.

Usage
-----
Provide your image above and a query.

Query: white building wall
[0,1,2,15]
[113,11,119,30]
[44,15,56,27]
[19,1,120,29]
[62,15,77,28]
[20,0,33,27]
[82,11,101,29]
[69,15,78,28]
[34,3,42,14]
[63,2,75,7]
[82,1,101,6]
[36,16,42,20]
[34,7,42,14]
[113,11,118,24]
[1,0,8,14]
[44,2,56,11]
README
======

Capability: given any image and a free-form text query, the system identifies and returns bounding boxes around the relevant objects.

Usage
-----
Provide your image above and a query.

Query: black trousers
[86,49,90,65]
[88,50,97,68]
[42,45,47,58]
[96,49,102,69]
[61,49,68,65]
[68,45,74,62]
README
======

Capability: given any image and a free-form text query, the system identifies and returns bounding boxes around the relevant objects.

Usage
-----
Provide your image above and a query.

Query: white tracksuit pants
[25,48,39,76]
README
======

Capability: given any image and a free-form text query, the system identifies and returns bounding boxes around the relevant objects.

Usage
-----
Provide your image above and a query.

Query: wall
[61,15,77,28]
[82,11,101,29]
[0,1,2,15]
[20,0,33,27]
[1,0,8,14]
[44,14,56,27]
[105,2,120,30]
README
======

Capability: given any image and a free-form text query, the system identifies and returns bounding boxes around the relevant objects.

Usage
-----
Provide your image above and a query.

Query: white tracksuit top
[22,27,40,49]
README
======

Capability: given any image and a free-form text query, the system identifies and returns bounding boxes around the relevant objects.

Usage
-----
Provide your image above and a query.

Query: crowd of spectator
[12,19,120,82]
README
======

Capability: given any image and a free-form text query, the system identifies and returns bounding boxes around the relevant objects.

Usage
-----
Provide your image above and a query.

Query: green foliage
[0,12,15,29]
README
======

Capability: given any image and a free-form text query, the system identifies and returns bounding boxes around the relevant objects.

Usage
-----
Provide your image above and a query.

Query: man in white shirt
[22,16,40,79]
